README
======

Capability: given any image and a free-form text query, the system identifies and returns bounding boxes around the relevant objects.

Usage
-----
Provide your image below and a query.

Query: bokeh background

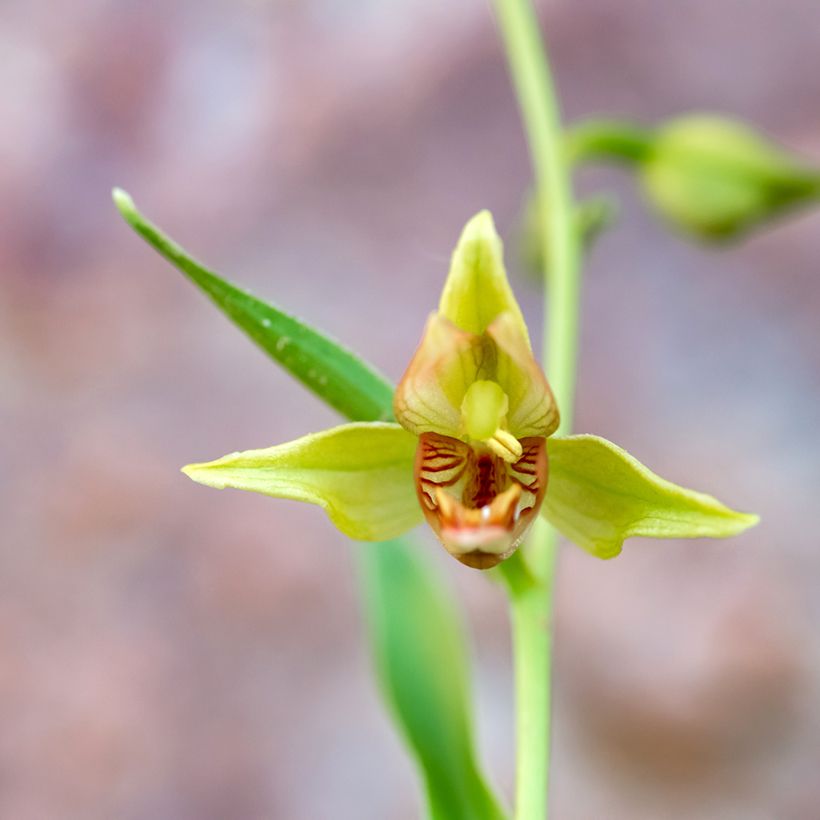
[3,0,820,817]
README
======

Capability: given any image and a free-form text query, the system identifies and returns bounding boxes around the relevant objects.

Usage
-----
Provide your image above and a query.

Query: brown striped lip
[415,432,548,569]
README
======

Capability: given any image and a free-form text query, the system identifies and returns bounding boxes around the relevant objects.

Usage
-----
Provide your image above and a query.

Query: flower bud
[640,114,820,241]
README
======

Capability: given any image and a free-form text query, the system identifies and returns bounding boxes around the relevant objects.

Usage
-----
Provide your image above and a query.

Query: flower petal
[542,434,759,558]
[439,210,531,345]
[394,314,487,437]
[487,312,559,438]
[182,422,422,541]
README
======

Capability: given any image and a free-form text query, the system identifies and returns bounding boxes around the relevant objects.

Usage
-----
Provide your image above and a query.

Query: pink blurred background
[3,1,820,817]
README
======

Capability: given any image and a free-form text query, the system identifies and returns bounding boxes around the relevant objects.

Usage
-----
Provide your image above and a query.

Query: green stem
[496,542,554,819]
[492,1,582,818]
[565,119,653,166]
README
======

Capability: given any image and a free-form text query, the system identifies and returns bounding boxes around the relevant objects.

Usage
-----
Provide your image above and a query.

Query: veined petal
[394,314,487,437]
[542,434,759,558]
[487,312,559,438]
[439,210,531,345]
[182,422,422,541]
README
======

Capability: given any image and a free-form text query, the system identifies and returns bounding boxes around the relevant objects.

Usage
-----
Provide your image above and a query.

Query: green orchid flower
[178,210,758,570]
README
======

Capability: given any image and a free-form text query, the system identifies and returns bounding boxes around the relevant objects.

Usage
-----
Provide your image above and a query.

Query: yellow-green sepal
[438,210,530,346]
[182,422,421,541]
[542,434,759,558]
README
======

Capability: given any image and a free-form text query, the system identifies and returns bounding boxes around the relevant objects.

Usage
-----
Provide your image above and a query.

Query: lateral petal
[487,311,559,438]
[394,314,488,437]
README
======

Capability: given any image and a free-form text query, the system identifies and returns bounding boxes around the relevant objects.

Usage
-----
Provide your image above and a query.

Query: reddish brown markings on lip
[414,432,549,569]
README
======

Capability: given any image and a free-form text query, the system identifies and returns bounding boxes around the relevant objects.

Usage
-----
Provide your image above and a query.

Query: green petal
[182,423,421,541]
[438,210,530,346]
[543,434,759,558]
[394,313,483,437]
[487,312,559,438]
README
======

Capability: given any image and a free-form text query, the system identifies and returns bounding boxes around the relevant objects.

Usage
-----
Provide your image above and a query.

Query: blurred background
[2,0,820,817]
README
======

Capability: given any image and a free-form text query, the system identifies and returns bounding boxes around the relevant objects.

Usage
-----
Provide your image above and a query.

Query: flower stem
[492,1,581,818]
[565,119,653,165]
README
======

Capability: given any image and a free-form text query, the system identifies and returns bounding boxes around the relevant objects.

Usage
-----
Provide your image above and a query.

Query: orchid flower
[180,211,757,570]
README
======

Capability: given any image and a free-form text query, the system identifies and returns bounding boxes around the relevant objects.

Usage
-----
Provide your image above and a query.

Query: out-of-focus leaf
[182,422,421,541]
[113,188,394,422]
[114,189,506,819]
[361,540,508,820]
[543,434,759,558]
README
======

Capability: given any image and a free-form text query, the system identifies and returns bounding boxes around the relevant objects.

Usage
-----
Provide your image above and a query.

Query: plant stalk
[492,0,581,818]
[565,119,653,165]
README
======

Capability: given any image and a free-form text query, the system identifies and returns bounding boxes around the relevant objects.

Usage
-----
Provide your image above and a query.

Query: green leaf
[113,188,394,422]
[543,434,759,558]
[114,189,506,818]
[360,540,508,820]
[182,422,422,541]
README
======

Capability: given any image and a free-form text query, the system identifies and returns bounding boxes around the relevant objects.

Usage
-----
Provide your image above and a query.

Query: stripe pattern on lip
[415,432,548,569]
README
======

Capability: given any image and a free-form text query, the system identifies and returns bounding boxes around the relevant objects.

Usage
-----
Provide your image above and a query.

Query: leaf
[543,434,759,558]
[113,188,394,423]
[360,540,508,820]
[114,189,506,818]
[182,422,422,541]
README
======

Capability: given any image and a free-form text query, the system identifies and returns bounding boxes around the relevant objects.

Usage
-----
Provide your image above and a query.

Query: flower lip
[437,483,522,569]
[415,432,548,569]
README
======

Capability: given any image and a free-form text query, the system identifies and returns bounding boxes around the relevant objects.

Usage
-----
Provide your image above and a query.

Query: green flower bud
[640,114,820,241]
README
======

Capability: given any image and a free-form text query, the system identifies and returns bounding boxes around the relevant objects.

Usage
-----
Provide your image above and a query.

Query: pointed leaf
[543,434,759,558]
[113,188,394,422]
[183,422,421,541]
[360,540,508,820]
[114,189,507,816]
[439,210,530,346]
